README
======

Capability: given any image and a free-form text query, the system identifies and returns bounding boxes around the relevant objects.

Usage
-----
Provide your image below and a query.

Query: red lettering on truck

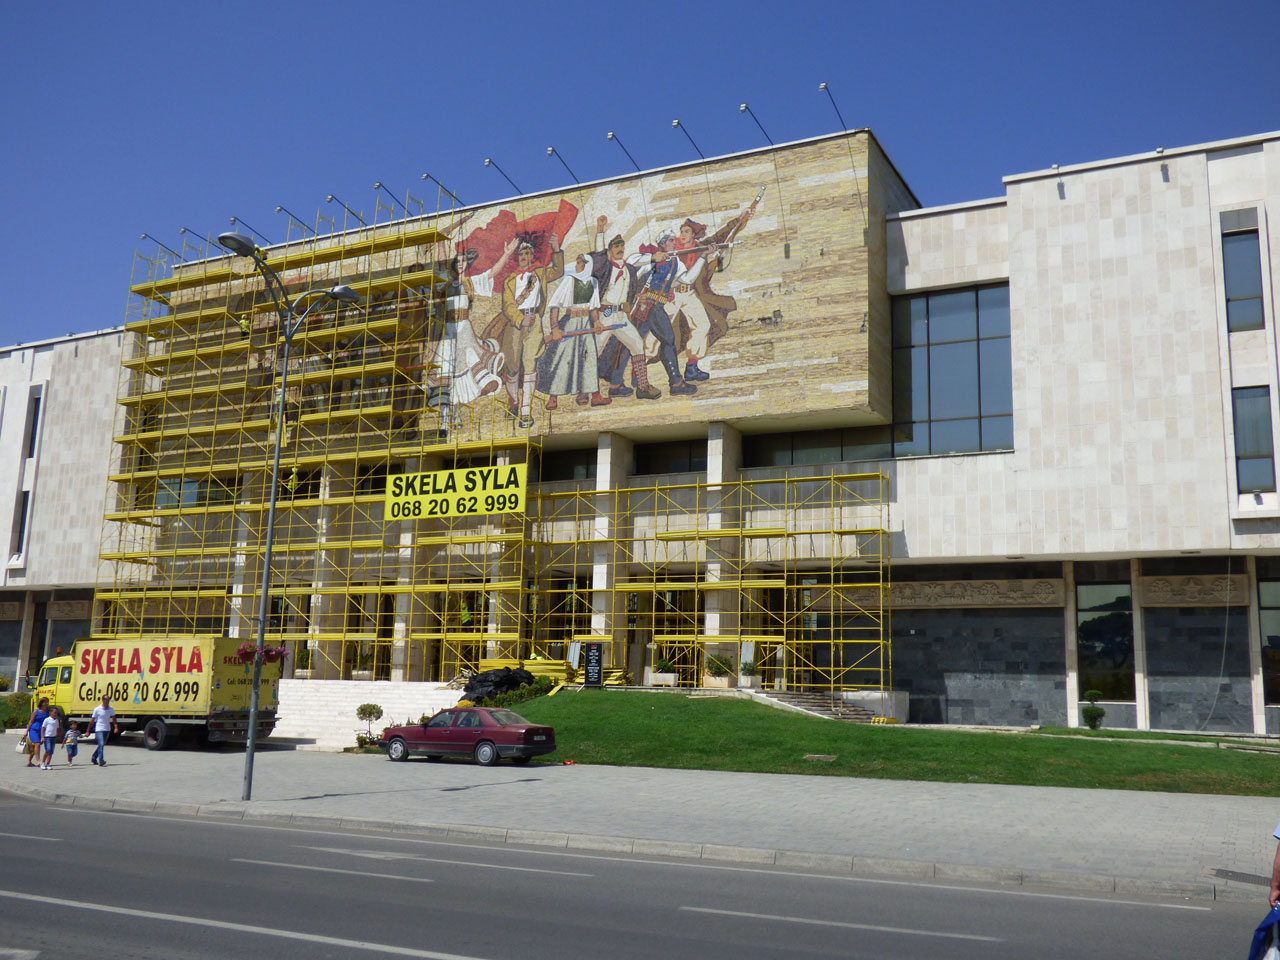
[149,649,161,674]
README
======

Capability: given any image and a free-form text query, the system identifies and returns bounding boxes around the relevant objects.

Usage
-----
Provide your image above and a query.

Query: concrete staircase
[754,689,879,724]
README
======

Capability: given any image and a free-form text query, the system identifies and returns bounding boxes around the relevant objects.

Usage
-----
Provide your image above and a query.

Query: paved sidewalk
[2,732,1277,903]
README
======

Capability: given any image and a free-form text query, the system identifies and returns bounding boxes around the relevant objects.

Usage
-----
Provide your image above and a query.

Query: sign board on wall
[385,464,527,519]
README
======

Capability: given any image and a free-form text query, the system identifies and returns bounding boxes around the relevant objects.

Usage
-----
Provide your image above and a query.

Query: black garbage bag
[462,667,536,704]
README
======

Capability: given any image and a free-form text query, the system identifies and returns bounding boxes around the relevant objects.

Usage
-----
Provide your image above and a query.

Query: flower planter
[648,671,676,687]
[737,674,760,689]
[351,669,373,681]
[702,675,731,689]
[292,669,312,680]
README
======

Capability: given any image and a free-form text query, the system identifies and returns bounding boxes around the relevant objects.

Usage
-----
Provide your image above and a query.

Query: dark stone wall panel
[892,608,1065,726]
[1145,608,1251,733]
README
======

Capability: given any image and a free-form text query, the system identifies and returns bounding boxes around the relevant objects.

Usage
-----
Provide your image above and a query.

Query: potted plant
[737,658,761,689]
[648,656,676,687]
[1080,689,1106,730]
[351,647,375,681]
[703,654,734,689]
[235,641,257,664]
[293,644,312,679]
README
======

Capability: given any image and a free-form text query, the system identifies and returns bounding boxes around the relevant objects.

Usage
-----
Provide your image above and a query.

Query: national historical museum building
[10,126,1273,734]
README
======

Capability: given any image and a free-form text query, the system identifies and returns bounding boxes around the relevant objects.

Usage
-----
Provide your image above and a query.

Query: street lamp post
[217,230,360,801]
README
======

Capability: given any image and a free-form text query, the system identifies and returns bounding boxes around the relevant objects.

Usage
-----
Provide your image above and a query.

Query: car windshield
[487,709,529,726]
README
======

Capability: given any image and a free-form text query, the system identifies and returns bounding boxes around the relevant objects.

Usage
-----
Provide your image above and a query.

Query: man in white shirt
[89,694,119,767]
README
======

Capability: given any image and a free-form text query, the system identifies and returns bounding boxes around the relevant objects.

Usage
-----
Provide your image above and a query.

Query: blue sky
[0,1,1275,347]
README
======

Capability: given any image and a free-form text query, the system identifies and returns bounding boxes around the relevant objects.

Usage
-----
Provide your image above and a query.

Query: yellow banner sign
[385,464,527,519]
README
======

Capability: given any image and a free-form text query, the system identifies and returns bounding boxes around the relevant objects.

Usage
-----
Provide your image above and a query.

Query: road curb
[0,778,1258,904]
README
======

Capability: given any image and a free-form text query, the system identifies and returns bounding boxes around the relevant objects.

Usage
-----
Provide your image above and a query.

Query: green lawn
[515,691,1280,796]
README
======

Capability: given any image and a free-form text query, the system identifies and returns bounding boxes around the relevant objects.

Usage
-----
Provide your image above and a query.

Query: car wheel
[511,756,532,766]
[473,741,498,766]
[386,738,409,762]
[143,718,170,751]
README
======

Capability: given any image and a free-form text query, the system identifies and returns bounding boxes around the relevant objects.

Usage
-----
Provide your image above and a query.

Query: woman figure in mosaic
[537,252,611,409]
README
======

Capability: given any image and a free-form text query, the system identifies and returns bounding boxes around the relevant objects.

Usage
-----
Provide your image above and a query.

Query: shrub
[355,702,384,735]
[1081,689,1106,730]
[294,646,311,670]
[0,675,11,692]
[4,691,32,728]
[739,659,759,676]
[475,676,556,708]
[653,658,675,673]
[705,654,734,678]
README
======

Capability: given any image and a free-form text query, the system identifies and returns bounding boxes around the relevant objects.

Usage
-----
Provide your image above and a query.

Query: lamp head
[739,103,748,112]
[420,172,430,181]
[546,146,555,156]
[819,82,828,91]
[484,158,492,167]
[325,195,336,203]
[217,232,257,258]
[606,131,615,141]
[672,119,680,128]
[274,205,284,213]
[327,285,360,304]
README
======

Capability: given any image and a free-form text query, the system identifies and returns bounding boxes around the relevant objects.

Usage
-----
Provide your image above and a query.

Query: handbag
[15,734,27,753]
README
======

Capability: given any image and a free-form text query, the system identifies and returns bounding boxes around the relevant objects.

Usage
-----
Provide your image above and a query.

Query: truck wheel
[473,741,498,766]
[143,718,171,751]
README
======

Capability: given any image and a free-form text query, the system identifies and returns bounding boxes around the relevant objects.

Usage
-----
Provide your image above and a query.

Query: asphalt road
[0,792,1263,960]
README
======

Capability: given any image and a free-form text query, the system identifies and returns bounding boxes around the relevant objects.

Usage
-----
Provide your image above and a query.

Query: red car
[380,706,556,766]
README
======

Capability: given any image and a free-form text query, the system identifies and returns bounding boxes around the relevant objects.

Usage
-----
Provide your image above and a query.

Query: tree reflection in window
[1076,583,1134,701]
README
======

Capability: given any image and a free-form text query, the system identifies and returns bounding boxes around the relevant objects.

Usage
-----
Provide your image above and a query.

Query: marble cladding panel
[1144,607,1252,733]
[891,608,1066,726]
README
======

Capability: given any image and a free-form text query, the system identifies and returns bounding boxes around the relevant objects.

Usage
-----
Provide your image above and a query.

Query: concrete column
[703,424,741,675]
[1247,555,1267,734]
[390,457,420,682]
[1130,558,1150,730]
[590,433,633,672]
[310,462,355,679]
[1063,561,1079,728]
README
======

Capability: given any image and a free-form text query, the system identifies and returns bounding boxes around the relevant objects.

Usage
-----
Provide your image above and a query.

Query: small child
[40,707,60,770]
[63,720,82,766]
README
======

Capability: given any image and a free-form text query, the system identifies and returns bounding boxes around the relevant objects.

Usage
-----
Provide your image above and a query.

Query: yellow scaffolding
[103,211,890,696]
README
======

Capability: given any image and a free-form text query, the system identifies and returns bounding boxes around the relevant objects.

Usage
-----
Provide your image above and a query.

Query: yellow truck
[34,637,284,750]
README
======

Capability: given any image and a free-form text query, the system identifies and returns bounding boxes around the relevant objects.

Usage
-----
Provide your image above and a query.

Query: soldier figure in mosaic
[482,234,564,428]
[588,215,659,400]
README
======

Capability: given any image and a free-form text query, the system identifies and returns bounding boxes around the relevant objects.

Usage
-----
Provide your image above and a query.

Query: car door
[451,709,483,755]
[420,710,455,754]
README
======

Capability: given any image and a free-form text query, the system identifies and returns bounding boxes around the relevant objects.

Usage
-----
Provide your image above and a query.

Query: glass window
[929,342,979,418]
[426,711,454,728]
[891,296,927,344]
[541,449,598,482]
[1076,583,1134,701]
[929,418,980,455]
[1223,229,1265,332]
[25,396,41,459]
[978,286,1011,338]
[634,440,706,475]
[792,430,842,465]
[841,427,892,461]
[981,415,1014,451]
[1232,386,1275,493]
[926,290,977,343]
[742,434,792,468]
[455,711,480,728]
[979,338,1013,416]
[892,284,1011,457]
[1261,580,1280,705]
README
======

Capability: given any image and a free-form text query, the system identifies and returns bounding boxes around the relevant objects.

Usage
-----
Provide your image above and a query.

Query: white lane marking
[231,858,434,884]
[0,889,495,960]
[44,807,1212,911]
[681,906,1003,942]
[0,832,60,842]
[305,846,592,877]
